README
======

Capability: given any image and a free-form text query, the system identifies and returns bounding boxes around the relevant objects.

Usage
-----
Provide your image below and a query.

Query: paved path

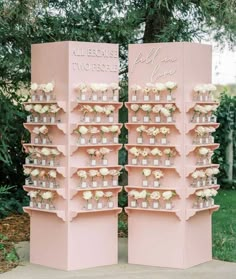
[2,239,236,279]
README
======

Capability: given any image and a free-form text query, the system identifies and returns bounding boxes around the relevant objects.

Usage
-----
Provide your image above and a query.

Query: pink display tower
[125,42,220,268]
[22,41,122,270]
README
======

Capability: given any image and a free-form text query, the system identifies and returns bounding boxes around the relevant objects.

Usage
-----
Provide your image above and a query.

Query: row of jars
[25,157,59,167]
[27,115,60,124]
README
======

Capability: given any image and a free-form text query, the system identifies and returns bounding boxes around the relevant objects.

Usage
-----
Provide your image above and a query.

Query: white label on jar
[80,138,86,144]
[132,95,137,101]
[142,201,148,208]
[137,137,143,144]
[42,181,46,187]
[197,180,201,187]
[91,160,96,166]
[211,115,217,122]
[205,201,209,208]
[49,182,54,188]
[153,159,159,166]
[155,95,160,101]
[167,116,173,123]
[142,159,147,165]
[165,202,172,210]
[46,95,51,101]
[113,96,118,102]
[33,180,37,186]
[102,138,107,144]
[27,115,31,122]
[142,180,148,187]
[144,95,149,101]
[33,159,38,165]
[92,181,97,188]
[154,181,160,187]
[131,200,136,207]
[132,116,137,122]
[81,95,86,101]
[39,95,44,101]
[81,181,87,188]
[196,117,200,123]
[203,159,207,165]
[202,116,206,123]
[34,117,38,123]
[102,159,108,165]
[155,116,161,123]
[41,159,46,166]
[92,95,98,101]
[112,180,118,186]
[153,202,159,209]
[161,138,167,145]
[32,95,36,101]
[25,179,29,185]
[207,116,211,123]
[213,178,217,184]
[42,138,47,144]
[199,202,203,209]
[85,116,90,123]
[199,95,203,101]
[205,95,208,101]
[97,202,103,209]
[96,116,101,123]
[37,202,42,209]
[26,158,30,164]
[108,201,114,208]
[45,204,50,210]
[102,95,107,101]
[144,116,149,123]
[149,138,155,144]
[113,137,118,143]
[43,117,47,123]
[108,116,114,123]
[50,117,55,123]
[202,180,206,186]
[199,138,203,144]
[92,138,97,144]
[30,201,34,207]
[87,203,93,210]
[132,158,137,165]
[49,160,54,166]
[167,95,172,101]
[165,159,171,166]
[103,180,108,187]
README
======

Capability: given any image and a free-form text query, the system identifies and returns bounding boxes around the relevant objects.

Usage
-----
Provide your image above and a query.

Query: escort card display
[125,42,220,269]
[23,42,122,270]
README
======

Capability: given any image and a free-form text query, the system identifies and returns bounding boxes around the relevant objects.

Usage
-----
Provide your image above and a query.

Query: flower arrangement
[194,126,216,144]
[30,82,55,101]
[191,104,218,123]
[130,84,142,101]
[163,148,176,166]
[25,104,61,123]
[193,84,217,101]
[162,190,176,209]
[195,188,218,208]
[142,168,152,187]
[191,167,219,187]
[32,125,52,144]
[197,147,212,165]
[83,191,93,209]
[152,170,164,187]
[95,191,104,209]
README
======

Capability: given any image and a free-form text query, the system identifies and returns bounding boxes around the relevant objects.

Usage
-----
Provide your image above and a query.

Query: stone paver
[1,239,236,279]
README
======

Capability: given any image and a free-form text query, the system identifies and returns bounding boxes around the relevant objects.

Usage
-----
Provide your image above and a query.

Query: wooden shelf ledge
[70,186,122,199]
[23,206,66,221]
[186,205,220,220]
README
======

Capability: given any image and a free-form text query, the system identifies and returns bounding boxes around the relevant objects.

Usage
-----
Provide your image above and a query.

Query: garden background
[0,0,235,273]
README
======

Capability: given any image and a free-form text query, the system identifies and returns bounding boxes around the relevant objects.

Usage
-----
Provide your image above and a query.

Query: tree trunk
[143,1,172,43]
[226,129,234,181]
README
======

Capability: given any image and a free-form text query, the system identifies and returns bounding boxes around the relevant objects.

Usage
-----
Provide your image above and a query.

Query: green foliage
[212,92,236,189]
[213,190,236,261]
[0,234,19,263]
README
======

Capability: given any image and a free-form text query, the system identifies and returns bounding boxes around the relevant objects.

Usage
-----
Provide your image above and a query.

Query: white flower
[205,168,214,177]
[195,126,205,136]
[50,105,60,114]
[41,105,49,114]
[141,104,152,112]
[136,125,147,134]
[128,190,140,200]
[99,168,110,176]
[25,104,33,112]
[160,127,170,135]
[83,191,93,200]
[131,85,142,92]
[152,104,163,114]
[210,189,218,197]
[87,148,96,156]
[90,83,100,92]
[95,191,104,200]
[39,125,48,135]
[78,126,88,135]
[27,191,38,198]
[41,148,51,156]
[109,169,120,176]
[43,82,54,93]
[104,105,115,116]
[109,83,120,91]
[141,148,150,157]
[31,83,38,91]
[212,168,219,175]
[152,170,164,179]
[104,191,113,198]
[198,170,206,178]
[150,191,161,200]
[90,127,99,134]
[196,190,204,197]
[88,169,98,177]
[162,191,175,200]
[51,149,60,156]
[99,83,108,92]
[41,191,53,200]
[165,81,177,91]
[33,104,43,113]
[161,107,170,117]
[76,82,87,91]
[151,148,162,156]
[130,104,140,112]
[194,84,204,93]
[77,170,87,179]
[101,126,110,133]
[155,83,166,91]
[203,189,212,198]
[110,125,119,133]
[48,170,57,178]
[205,84,217,92]
[31,169,40,177]
[198,147,209,156]
[142,168,151,177]
[191,171,200,179]
[129,147,140,157]
[139,190,147,199]
[24,168,32,175]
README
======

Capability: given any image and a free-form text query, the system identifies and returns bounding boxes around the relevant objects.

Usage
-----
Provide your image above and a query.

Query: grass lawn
[213,189,236,262]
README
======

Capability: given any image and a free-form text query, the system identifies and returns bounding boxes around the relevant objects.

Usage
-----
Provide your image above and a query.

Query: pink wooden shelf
[24,123,67,134]
[23,206,66,221]
[185,143,220,155]
[125,185,183,197]
[23,143,66,156]
[70,186,122,199]
[24,101,66,112]
[70,123,123,134]
[125,123,181,134]
[69,207,122,221]
[23,164,66,177]
[125,165,182,177]
[125,207,182,220]
[70,165,122,177]
[125,144,181,155]
[185,164,219,177]
[23,185,66,199]
[125,101,181,112]
[185,122,220,133]
[71,101,123,111]
[186,205,220,220]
